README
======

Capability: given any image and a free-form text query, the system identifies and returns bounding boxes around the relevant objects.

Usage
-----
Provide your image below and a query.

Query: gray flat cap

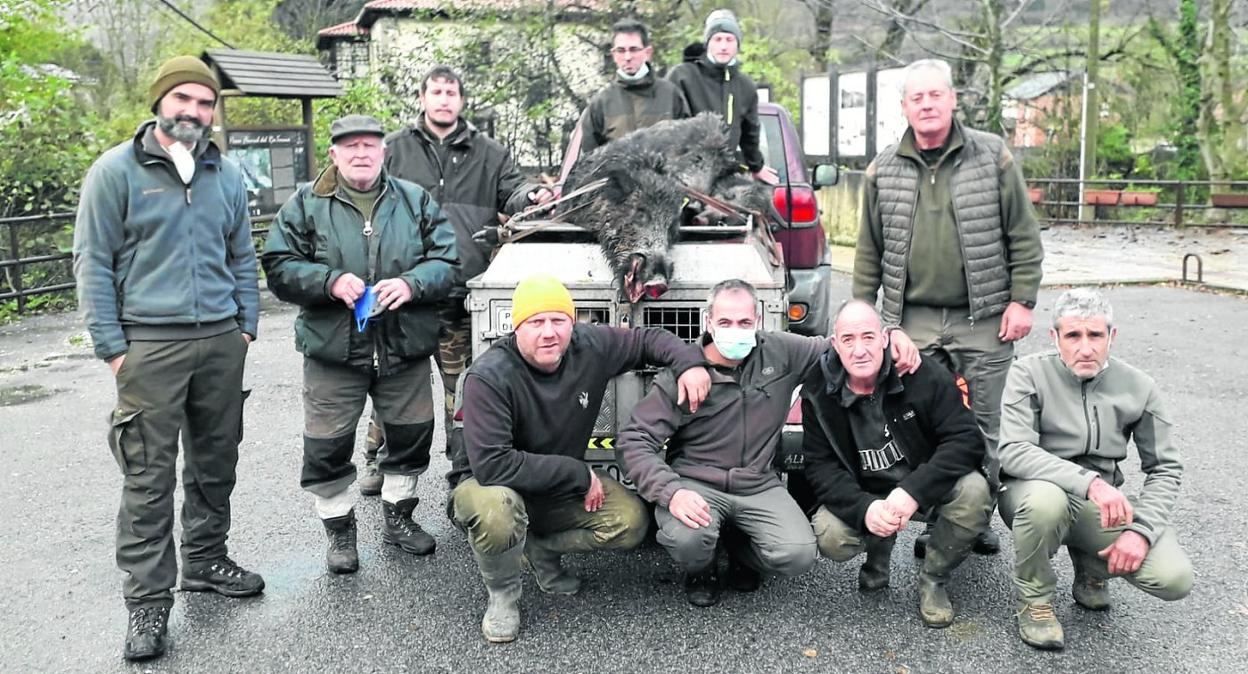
[330,114,385,143]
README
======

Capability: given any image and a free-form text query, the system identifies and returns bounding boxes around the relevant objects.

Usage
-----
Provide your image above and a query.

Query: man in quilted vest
[852,58,1044,557]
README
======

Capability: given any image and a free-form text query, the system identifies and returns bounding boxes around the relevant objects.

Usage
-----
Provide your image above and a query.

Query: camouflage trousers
[366,303,471,463]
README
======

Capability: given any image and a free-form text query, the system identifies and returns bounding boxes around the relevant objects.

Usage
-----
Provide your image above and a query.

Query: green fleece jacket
[72,121,259,361]
[999,352,1182,545]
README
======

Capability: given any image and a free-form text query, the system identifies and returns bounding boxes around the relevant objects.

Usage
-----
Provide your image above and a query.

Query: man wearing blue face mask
[620,279,919,606]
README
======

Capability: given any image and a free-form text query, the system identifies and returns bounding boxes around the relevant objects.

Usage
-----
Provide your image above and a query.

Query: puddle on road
[0,383,62,406]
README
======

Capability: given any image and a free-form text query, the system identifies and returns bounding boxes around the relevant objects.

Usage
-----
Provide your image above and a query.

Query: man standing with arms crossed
[74,55,264,662]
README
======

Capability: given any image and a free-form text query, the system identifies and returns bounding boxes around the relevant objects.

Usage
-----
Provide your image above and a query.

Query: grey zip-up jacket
[73,120,260,361]
[620,331,828,507]
[999,352,1182,545]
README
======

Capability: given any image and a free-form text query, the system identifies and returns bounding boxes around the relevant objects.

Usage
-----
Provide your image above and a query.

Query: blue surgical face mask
[712,326,756,360]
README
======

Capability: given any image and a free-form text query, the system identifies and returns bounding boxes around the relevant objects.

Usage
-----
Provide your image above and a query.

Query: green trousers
[451,472,648,556]
[108,330,248,609]
[999,478,1194,604]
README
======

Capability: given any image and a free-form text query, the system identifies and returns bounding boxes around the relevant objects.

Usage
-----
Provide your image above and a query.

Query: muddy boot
[917,518,977,628]
[322,511,359,574]
[475,544,524,643]
[359,421,385,496]
[382,498,436,555]
[523,530,594,596]
[1016,602,1065,650]
[858,535,895,592]
[1070,549,1111,610]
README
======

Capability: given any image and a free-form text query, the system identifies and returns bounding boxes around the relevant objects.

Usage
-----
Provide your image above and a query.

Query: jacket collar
[132,119,220,168]
[819,347,904,406]
[311,163,390,199]
[898,118,965,164]
[413,114,476,147]
[615,66,656,90]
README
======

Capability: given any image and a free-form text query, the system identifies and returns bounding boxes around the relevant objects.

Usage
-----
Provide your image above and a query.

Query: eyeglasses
[611,46,646,55]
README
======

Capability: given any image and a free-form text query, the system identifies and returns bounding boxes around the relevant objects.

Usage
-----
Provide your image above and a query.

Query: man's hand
[242,333,253,345]
[887,328,922,375]
[1098,530,1150,575]
[108,354,126,376]
[753,166,780,185]
[883,488,919,530]
[998,301,1035,342]
[373,278,414,311]
[669,488,713,529]
[1087,477,1134,529]
[676,366,711,413]
[330,273,366,309]
[865,499,902,538]
[584,467,605,512]
[529,187,555,205]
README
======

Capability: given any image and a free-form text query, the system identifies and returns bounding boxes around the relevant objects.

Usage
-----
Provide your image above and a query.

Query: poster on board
[226,128,310,217]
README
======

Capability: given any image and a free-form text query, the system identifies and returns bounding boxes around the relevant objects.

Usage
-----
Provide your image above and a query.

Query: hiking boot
[1072,575,1112,611]
[476,544,524,643]
[973,529,1001,555]
[181,556,265,597]
[1016,602,1065,650]
[358,458,383,496]
[524,535,582,596]
[684,568,720,607]
[123,605,169,661]
[382,498,436,555]
[858,536,894,592]
[322,511,359,574]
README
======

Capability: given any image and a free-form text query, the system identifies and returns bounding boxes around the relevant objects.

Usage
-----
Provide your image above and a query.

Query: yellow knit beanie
[511,275,574,327]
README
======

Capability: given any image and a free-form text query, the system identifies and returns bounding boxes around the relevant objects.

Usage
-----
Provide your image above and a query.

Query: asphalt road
[1,281,1245,673]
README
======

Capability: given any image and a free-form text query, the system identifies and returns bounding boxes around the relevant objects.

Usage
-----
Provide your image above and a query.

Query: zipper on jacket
[1093,405,1101,450]
[1081,381,1092,455]
[185,187,192,204]
[724,68,734,126]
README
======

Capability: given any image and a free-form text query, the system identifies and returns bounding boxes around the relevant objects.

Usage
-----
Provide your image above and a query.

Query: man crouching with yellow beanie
[447,274,710,643]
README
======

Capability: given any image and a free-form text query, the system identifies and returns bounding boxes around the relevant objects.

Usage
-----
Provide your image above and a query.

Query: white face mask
[711,326,757,360]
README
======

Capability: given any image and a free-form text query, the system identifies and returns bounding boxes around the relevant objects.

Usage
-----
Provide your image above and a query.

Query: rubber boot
[1070,549,1111,610]
[359,420,384,496]
[382,498,436,555]
[474,543,524,643]
[322,510,359,574]
[523,529,596,595]
[858,535,895,592]
[917,518,978,628]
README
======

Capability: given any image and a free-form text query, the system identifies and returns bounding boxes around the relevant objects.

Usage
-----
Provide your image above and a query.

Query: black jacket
[383,117,534,298]
[461,324,705,499]
[799,351,984,530]
[667,54,764,172]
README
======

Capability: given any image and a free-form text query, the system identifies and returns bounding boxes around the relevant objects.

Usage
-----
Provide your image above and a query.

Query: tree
[1148,0,1204,181]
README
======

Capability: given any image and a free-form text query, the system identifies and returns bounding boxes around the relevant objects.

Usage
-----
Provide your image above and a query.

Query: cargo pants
[999,479,1194,604]
[107,329,248,609]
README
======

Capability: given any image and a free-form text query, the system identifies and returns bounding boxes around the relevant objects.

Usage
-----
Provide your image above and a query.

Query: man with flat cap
[74,55,263,661]
[263,115,458,575]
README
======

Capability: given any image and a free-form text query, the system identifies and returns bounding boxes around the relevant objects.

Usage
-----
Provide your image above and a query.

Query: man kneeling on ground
[999,288,1193,650]
[453,275,710,643]
[800,300,991,628]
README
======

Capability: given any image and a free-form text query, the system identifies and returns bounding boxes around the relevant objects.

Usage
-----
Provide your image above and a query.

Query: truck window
[758,115,790,184]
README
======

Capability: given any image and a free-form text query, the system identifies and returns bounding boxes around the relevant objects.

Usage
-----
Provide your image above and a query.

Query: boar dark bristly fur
[558,112,740,303]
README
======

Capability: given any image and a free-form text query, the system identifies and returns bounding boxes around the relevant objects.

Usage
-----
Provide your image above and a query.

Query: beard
[425,112,457,130]
[157,113,210,144]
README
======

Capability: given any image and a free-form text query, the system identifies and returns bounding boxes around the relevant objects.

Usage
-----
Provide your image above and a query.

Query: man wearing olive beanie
[73,55,261,662]
[667,9,778,184]
[449,274,711,643]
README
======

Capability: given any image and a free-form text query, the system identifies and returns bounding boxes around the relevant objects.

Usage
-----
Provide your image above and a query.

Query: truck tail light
[788,303,808,322]
[772,185,819,224]
[774,224,826,269]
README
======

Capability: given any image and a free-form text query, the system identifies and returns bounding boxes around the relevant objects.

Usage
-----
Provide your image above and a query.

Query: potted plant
[1084,188,1120,205]
[1027,186,1045,204]
[1120,184,1160,206]
[1211,192,1248,208]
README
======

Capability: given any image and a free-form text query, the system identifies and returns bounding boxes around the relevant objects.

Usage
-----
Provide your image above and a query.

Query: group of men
[71,9,1191,665]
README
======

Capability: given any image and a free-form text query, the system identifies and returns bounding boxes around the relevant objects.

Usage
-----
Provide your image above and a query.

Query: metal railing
[0,212,77,315]
[1028,178,1248,228]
